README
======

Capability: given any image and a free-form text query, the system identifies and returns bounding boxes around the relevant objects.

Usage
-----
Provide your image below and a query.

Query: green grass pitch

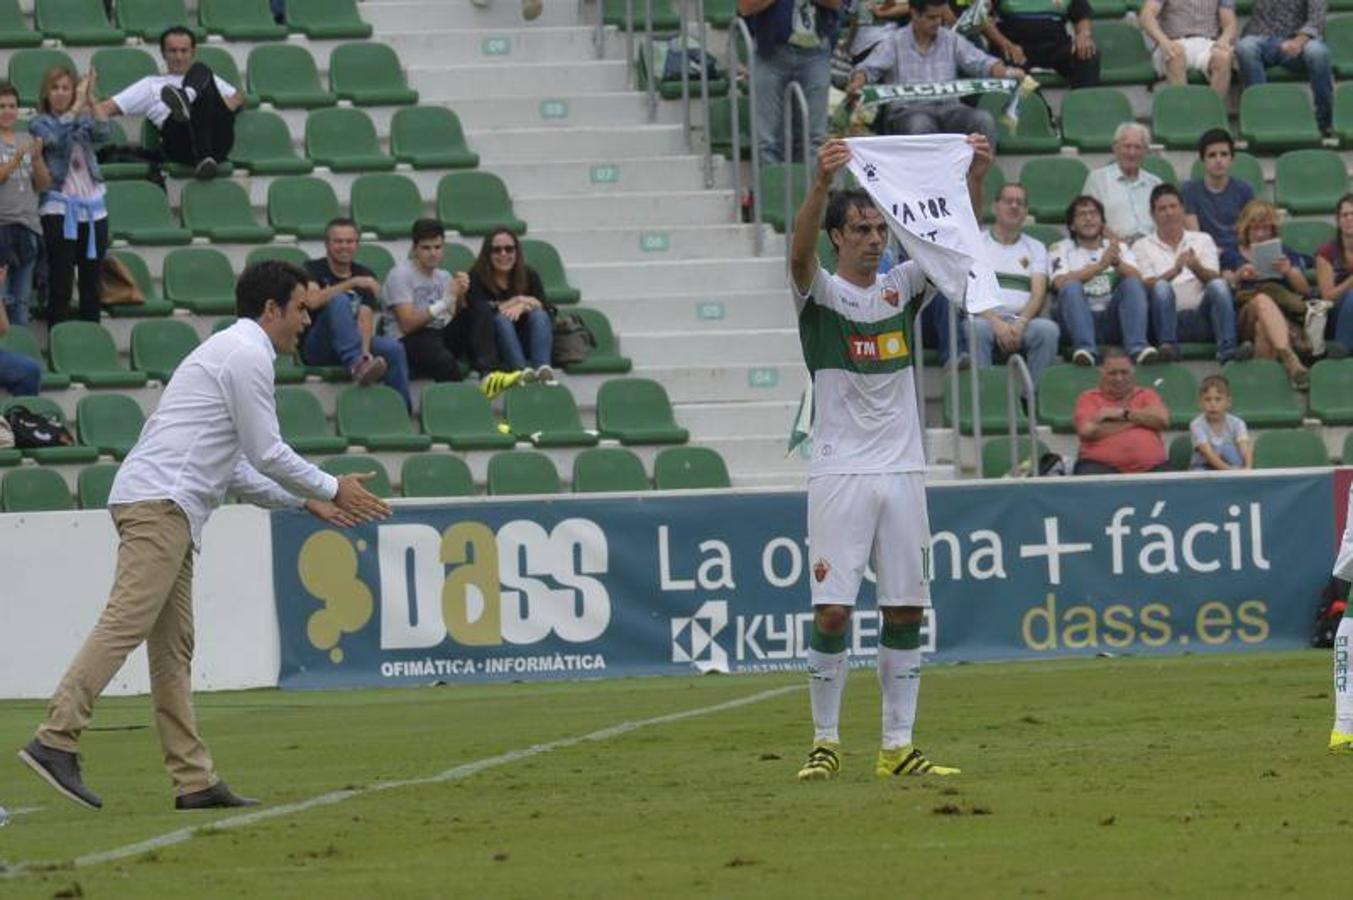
[0,651,1347,898]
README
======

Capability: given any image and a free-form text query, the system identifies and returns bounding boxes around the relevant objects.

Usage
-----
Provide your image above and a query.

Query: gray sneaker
[160,85,190,123]
[175,781,259,811]
[18,739,101,810]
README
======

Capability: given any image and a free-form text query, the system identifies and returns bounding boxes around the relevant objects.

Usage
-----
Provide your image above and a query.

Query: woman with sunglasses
[467,229,556,383]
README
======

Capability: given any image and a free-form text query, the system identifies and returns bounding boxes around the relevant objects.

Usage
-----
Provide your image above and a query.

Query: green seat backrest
[336,385,419,439]
[320,454,393,498]
[305,106,385,160]
[1275,149,1350,214]
[130,319,200,380]
[329,41,416,103]
[267,176,340,238]
[758,163,810,233]
[520,240,578,303]
[1253,429,1330,468]
[77,462,119,509]
[653,446,731,490]
[355,245,396,283]
[231,109,306,162]
[596,377,679,434]
[108,250,160,301]
[50,321,121,373]
[979,165,1007,223]
[1329,14,1353,76]
[1094,20,1156,84]
[572,447,650,493]
[1023,224,1066,247]
[350,173,425,235]
[248,44,328,102]
[275,386,336,442]
[1280,219,1336,259]
[1309,358,1353,424]
[1221,358,1303,427]
[602,0,681,28]
[199,0,286,39]
[1142,155,1177,185]
[286,0,371,39]
[248,245,310,267]
[503,384,588,434]
[0,324,43,364]
[117,0,200,39]
[389,105,477,168]
[1168,433,1194,471]
[942,367,1026,435]
[105,180,183,234]
[1021,157,1090,223]
[570,307,621,356]
[77,393,146,456]
[420,382,511,445]
[436,171,524,236]
[487,450,561,496]
[181,178,268,233]
[164,248,236,304]
[2,467,73,511]
[194,45,244,92]
[1188,151,1266,197]
[440,243,476,275]
[8,48,77,106]
[980,436,1051,479]
[978,91,1060,154]
[1240,83,1321,151]
[1148,362,1199,429]
[1344,430,1353,464]
[1152,85,1228,150]
[35,0,123,42]
[707,94,751,158]
[1060,87,1134,152]
[1037,364,1101,432]
[0,0,42,46]
[91,47,158,99]
[400,454,474,498]
[1,394,69,426]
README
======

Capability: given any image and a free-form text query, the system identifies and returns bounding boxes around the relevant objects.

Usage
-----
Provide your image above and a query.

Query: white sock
[807,648,848,744]
[878,646,921,750]
[1335,617,1353,733]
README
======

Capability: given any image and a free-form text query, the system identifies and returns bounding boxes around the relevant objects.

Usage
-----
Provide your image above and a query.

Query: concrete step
[377,27,618,67]
[701,435,805,475]
[632,362,807,404]
[413,61,630,100]
[586,289,796,332]
[363,0,590,31]
[516,190,735,229]
[528,224,763,263]
[624,328,800,366]
[674,399,798,437]
[468,123,689,162]
[569,255,786,298]
[489,155,730,196]
[445,92,684,130]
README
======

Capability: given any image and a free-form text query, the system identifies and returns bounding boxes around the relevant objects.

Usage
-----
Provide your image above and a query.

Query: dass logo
[847,330,909,363]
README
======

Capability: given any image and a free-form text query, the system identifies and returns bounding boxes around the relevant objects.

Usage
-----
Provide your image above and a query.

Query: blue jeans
[1236,35,1334,129]
[494,309,553,369]
[1057,278,1151,356]
[2,229,40,325]
[302,292,412,409]
[1150,278,1240,359]
[1330,291,1353,354]
[752,42,831,165]
[970,314,1061,386]
[0,346,42,396]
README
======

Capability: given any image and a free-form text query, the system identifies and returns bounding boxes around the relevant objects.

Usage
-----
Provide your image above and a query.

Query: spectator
[1189,374,1252,470]
[1082,122,1161,244]
[301,218,413,410]
[1236,0,1333,136]
[0,84,50,327]
[1050,195,1156,367]
[1133,183,1250,364]
[1181,128,1253,260]
[467,229,556,383]
[92,27,244,179]
[1312,192,1353,358]
[981,0,1099,88]
[740,0,845,165]
[31,66,113,326]
[1072,346,1170,475]
[1221,199,1312,389]
[0,267,42,397]
[846,0,1022,148]
[1138,0,1236,96]
[849,1,910,66]
[967,183,1059,385]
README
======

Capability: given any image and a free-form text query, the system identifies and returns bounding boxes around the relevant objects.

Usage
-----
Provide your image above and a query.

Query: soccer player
[789,135,989,780]
[1330,489,1353,753]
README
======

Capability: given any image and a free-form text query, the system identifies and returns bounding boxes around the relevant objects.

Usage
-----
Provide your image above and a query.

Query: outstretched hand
[333,472,392,523]
[817,139,851,185]
[965,133,993,181]
[305,498,362,528]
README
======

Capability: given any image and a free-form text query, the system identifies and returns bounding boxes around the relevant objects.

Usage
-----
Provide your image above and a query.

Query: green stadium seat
[1152,85,1229,150]
[1334,83,1353,149]
[181,179,275,243]
[1021,157,1090,223]
[275,386,348,454]
[1309,358,1353,424]
[1328,15,1353,78]
[602,0,681,28]
[390,106,479,170]
[1060,87,1134,152]
[194,45,249,101]
[503,384,599,447]
[1168,433,1194,471]
[653,446,731,490]
[164,248,237,315]
[105,181,192,245]
[1142,155,1177,185]
[329,41,419,106]
[139,119,239,180]
[247,245,309,268]
[230,110,312,175]
[77,392,146,458]
[1037,364,1100,432]
[216,317,305,383]
[487,449,561,496]
[520,240,580,304]
[0,449,18,466]
[943,367,1028,436]
[572,447,650,493]
[1150,363,1199,429]
[130,319,199,382]
[759,163,809,233]
[248,44,335,108]
[0,325,68,389]
[563,308,632,375]
[400,454,474,498]
[708,95,751,160]
[595,377,688,444]
[336,385,432,451]
[199,0,287,40]
[1240,84,1322,152]
[267,176,340,240]
[420,383,515,450]
[350,174,426,240]
[116,0,204,40]
[1253,428,1330,468]
[980,165,1006,224]
[104,250,175,319]
[1087,0,1127,15]
[1222,359,1304,427]
[305,107,395,172]
[49,322,148,388]
[78,462,119,509]
[320,454,393,498]
[703,0,736,25]
[1345,431,1353,463]
[437,172,527,237]
[35,0,124,44]
[355,245,397,283]
[8,48,78,107]
[0,0,43,47]
[0,396,98,463]
[817,231,838,272]
[91,47,158,100]
[1188,151,1266,198]
[440,243,476,276]
[1,467,73,512]
[1280,220,1336,259]
[981,436,1051,479]
[286,0,371,39]
[975,91,1059,154]
[97,121,154,181]
[1023,224,1066,247]
[1275,149,1350,215]
[1094,21,1156,84]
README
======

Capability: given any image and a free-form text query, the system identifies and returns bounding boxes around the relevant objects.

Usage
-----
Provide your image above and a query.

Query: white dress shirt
[1131,229,1220,311]
[1083,163,1162,243]
[109,318,338,547]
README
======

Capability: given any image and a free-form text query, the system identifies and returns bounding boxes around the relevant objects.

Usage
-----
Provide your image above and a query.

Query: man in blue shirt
[1180,128,1253,260]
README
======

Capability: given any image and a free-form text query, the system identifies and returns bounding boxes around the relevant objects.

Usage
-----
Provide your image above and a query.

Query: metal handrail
[783,81,810,275]
[966,314,982,457]
[696,0,713,188]
[728,18,762,252]
[1004,353,1039,477]
[587,0,604,58]
[645,0,657,121]
[675,0,711,160]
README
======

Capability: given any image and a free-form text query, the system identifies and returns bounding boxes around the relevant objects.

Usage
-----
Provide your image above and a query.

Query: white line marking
[2,684,799,878]
[8,806,44,816]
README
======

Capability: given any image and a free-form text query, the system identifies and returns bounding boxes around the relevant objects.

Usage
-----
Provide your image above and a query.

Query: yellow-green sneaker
[1330,730,1353,753]
[480,370,524,400]
[876,746,960,777]
[796,743,840,781]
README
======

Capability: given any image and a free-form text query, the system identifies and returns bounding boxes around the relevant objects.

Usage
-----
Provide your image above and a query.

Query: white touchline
[1,684,801,879]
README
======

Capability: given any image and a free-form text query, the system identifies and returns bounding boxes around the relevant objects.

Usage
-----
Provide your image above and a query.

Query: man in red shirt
[1073,346,1170,474]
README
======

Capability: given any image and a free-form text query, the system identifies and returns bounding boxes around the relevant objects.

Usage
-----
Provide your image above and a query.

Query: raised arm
[790,139,850,295]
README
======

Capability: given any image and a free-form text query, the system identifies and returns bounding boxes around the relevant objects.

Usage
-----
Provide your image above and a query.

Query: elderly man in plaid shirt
[1235,0,1333,135]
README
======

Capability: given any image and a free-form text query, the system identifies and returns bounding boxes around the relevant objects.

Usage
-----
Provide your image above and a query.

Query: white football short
[1335,484,1353,581]
[1152,36,1223,77]
[806,471,931,608]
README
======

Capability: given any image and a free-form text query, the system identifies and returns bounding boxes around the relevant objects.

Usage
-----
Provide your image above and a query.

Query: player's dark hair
[914,0,950,11]
[236,260,309,319]
[824,188,878,254]
[0,83,18,105]
[324,217,359,239]
[1101,345,1132,366]
[1149,183,1182,213]
[1199,374,1230,396]
[159,25,196,51]
[1065,194,1105,230]
[411,218,445,245]
[1197,128,1234,160]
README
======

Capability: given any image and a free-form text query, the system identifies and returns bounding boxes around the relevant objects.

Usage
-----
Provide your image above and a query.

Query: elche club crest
[813,558,831,583]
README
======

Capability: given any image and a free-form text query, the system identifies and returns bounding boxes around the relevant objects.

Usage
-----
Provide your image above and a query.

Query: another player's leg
[799,603,850,781]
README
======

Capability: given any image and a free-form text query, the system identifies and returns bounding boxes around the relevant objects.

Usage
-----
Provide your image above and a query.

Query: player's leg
[1331,485,1353,751]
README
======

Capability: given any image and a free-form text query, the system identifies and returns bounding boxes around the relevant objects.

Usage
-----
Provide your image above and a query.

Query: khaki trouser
[36,499,217,795]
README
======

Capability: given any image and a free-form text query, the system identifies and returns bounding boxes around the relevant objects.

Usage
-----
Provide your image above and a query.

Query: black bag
[4,405,74,449]
[551,313,596,367]
[661,40,724,83]
[1312,577,1349,649]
